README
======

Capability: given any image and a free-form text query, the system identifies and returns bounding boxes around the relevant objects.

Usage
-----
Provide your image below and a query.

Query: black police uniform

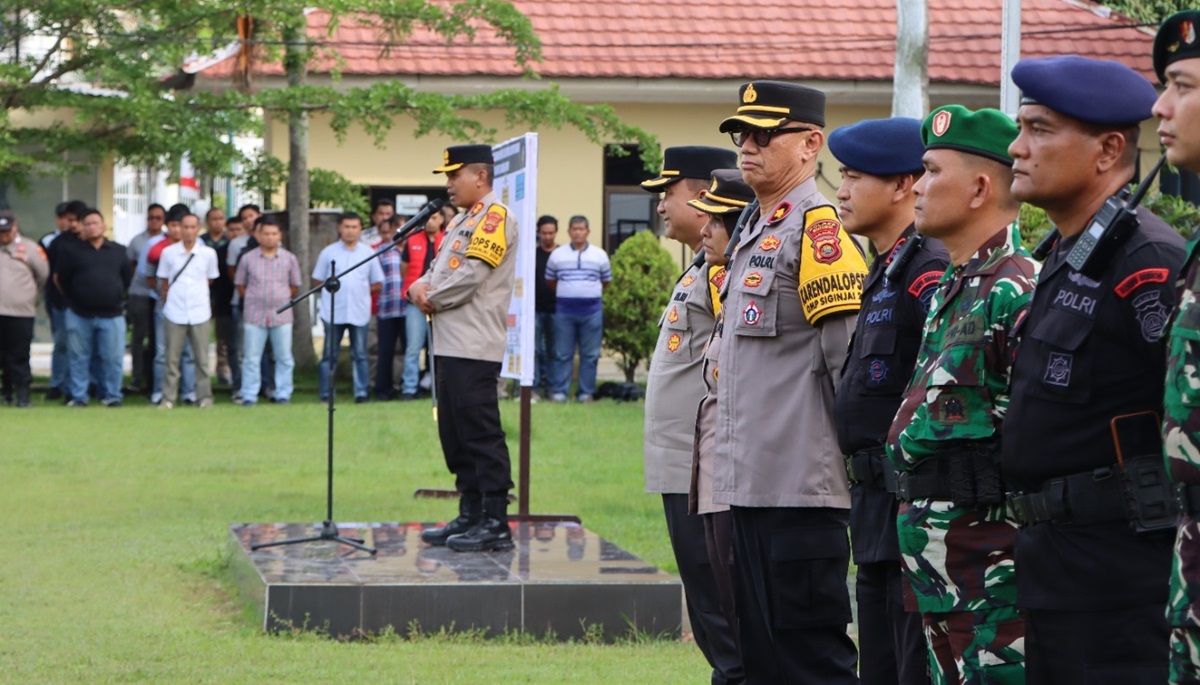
[836,227,946,685]
[1002,208,1184,683]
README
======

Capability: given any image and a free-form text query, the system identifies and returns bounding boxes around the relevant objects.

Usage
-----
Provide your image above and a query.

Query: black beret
[641,146,738,191]
[1011,55,1157,127]
[719,81,826,132]
[433,144,494,174]
[828,118,925,177]
[1155,11,1200,83]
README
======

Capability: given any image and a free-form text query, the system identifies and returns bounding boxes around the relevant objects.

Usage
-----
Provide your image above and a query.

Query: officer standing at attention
[639,145,743,685]
[408,144,519,553]
[829,117,947,685]
[713,80,868,684]
[688,168,756,683]
[1151,14,1200,682]
[886,106,1038,683]
[999,56,1185,684]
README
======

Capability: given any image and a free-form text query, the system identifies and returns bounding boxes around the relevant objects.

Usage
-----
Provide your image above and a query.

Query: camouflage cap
[921,105,1018,166]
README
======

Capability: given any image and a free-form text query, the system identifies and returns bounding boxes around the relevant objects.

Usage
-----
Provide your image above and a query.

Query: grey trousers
[163,318,212,403]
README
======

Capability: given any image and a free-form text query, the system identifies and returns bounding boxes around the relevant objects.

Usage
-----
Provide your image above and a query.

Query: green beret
[1154,11,1200,83]
[921,105,1017,166]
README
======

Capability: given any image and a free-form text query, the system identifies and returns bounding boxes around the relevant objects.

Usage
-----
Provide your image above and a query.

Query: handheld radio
[1065,158,1166,278]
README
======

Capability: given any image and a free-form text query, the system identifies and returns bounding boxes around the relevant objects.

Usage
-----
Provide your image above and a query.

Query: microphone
[391,198,447,244]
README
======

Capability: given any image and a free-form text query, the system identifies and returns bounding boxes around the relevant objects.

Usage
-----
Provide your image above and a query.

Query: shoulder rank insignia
[767,201,793,225]
[681,275,696,287]
[805,218,843,264]
[470,202,485,216]
[758,235,781,252]
[667,306,679,324]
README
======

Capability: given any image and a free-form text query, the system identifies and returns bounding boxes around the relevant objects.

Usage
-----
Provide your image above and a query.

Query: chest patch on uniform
[710,268,727,289]
[451,239,462,251]
[448,255,462,270]
[934,390,968,424]
[748,255,775,269]
[465,204,508,268]
[1115,268,1170,298]
[743,300,761,326]
[681,275,695,287]
[1051,288,1097,317]
[865,307,894,326]
[1068,271,1101,288]
[943,314,986,346]
[768,202,792,225]
[666,333,682,352]
[758,235,781,252]
[667,306,679,324]
[868,359,889,384]
[872,285,897,303]
[743,272,763,288]
[805,218,843,264]
[1044,352,1073,387]
[1134,290,1169,342]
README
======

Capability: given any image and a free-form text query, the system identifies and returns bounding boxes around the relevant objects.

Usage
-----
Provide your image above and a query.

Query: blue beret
[1011,55,1157,127]
[828,118,925,176]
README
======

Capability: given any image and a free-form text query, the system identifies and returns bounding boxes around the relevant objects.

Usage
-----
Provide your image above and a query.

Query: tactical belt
[844,446,897,492]
[1008,456,1179,533]
[893,441,1004,507]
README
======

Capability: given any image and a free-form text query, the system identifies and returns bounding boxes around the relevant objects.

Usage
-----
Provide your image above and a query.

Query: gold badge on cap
[443,149,451,165]
[932,110,952,137]
[743,84,758,104]
[1184,20,1196,45]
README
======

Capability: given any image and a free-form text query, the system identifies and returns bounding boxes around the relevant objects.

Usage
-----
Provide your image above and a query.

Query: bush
[1018,191,1200,257]
[602,231,677,382]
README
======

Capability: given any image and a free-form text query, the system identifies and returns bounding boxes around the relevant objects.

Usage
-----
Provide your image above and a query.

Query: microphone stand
[251,199,447,555]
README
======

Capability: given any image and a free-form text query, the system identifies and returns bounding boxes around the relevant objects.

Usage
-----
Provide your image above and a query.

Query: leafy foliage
[1098,0,1191,24]
[602,231,678,382]
[1019,191,1200,256]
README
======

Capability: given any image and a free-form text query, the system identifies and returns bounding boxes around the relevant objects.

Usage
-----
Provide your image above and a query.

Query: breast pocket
[655,302,694,363]
[1169,301,1200,408]
[1027,308,1094,404]
[920,332,992,441]
[856,325,904,395]
[732,268,778,337]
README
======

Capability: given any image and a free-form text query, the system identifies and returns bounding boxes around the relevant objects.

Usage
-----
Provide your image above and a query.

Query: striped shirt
[235,246,302,327]
[545,243,611,315]
[374,240,406,320]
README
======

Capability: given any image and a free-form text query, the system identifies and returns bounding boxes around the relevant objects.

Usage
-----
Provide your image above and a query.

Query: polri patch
[481,210,505,234]
[1134,290,1169,342]
[1044,352,1072,387]
[805,218,843,265]
[868,359,889,384]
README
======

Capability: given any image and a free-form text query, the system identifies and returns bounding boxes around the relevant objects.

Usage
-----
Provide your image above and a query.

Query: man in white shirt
[157,212,220,408]
[312,212,384,403]
[544,216,611,402]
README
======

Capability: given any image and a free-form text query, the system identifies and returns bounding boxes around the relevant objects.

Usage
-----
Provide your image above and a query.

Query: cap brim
[688,198,746,214]
[640,176,681,191]
[719,114,789,133]
[432,162,464,174]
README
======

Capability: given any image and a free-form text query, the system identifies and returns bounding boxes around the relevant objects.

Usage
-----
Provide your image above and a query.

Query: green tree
[1099,1,1190,24]
[602,231,678,383]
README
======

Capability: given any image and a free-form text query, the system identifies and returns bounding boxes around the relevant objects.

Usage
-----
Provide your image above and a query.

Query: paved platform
[228,521,680,640]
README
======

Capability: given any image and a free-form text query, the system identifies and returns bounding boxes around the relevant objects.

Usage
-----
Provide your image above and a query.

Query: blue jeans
[319,320,369,400]
[534,311,555,390]
[65,310,124,403]
[47,303,69,390]
[152,307,195,402]
[402,312,428,395]
[552,309,603,398]
[242,323,294,402]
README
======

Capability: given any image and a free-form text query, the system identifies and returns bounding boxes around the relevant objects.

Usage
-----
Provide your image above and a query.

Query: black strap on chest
[893,440,1004,507]
[1007,455,1179,533]
[844,446,897,492]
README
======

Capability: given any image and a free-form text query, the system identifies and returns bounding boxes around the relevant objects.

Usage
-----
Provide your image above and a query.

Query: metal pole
[1000,0,1022,117]
[519,386,531,517]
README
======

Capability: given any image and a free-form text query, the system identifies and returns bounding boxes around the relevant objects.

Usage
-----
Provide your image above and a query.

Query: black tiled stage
[228,522,681,640]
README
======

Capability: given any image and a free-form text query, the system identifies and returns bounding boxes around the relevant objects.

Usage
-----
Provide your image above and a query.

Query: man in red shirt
[398,209,446,399]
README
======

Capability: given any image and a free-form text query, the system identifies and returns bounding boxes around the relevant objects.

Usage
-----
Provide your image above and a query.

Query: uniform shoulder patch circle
[805,218,844,264]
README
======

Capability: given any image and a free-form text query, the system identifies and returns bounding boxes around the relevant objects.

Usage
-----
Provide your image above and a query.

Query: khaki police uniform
[0,229,49,405]
[414,191,518,495]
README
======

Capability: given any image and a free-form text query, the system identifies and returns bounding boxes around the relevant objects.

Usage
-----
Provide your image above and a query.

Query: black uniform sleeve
[1113,238,1186,367]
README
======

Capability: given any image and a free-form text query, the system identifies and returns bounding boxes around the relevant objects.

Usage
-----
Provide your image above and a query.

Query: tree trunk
[893,0,929,118]
[285,19,316,370]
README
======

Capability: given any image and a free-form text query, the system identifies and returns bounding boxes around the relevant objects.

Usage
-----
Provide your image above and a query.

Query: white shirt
[157,242,219,325]
[312,239,384,326]
[545,243,611,301]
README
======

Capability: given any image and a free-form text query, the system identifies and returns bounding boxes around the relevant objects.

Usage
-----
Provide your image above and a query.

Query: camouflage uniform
[887,226,1038,684]
[1166,239,1200,684]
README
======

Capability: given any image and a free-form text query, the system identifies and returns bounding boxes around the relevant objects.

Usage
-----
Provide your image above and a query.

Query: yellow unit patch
[797,205,867,324]
[465,204,508,268]
[707,265,726,317]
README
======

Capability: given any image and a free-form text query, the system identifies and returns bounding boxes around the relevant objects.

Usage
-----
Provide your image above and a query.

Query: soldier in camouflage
[1155,12,1200,684]
[886,106,1038,684]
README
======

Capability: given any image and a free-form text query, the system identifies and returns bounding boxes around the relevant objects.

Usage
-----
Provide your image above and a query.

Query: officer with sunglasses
[712,80,868,684]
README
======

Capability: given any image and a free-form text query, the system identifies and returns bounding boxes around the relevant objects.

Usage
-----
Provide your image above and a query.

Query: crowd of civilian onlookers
[0,198,614,408]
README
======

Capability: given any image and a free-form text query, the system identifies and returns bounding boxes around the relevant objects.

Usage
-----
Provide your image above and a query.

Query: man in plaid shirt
[234,217,302,405]
[373,215,407,401]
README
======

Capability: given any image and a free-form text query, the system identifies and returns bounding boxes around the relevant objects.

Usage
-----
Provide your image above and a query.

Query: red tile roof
[201,0,1154,86]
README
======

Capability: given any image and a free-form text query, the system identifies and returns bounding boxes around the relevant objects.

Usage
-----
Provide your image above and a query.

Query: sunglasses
[729,126,815,148]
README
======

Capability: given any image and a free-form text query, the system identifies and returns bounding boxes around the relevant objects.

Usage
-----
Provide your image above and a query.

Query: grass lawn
[0,386,710,684]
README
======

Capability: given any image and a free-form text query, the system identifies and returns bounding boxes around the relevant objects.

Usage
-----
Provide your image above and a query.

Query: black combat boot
[15,386,31,408]
[420,492,482,546]
[447,493,514,552]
